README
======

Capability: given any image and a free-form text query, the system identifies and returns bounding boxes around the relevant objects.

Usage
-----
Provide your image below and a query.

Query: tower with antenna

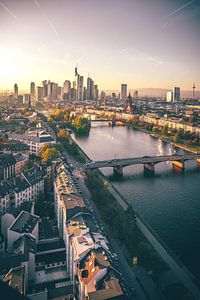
[193,83,195,99]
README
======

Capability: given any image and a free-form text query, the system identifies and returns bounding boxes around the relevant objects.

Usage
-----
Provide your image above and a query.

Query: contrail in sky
[33,0,59,37]
[0,1,19,21]
[166,0,195,18]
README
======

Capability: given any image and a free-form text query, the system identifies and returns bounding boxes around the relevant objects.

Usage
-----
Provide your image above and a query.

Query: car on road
[112,253,118,260]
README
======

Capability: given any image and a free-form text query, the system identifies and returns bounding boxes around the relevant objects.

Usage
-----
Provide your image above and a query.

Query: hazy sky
[0,0,200,91]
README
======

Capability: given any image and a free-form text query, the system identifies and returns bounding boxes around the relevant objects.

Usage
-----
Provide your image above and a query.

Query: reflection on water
[74,124,200,280]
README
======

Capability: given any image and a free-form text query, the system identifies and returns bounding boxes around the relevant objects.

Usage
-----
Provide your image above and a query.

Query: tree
[47,117,53,122]
[42,148,59,162]
[50,109,64,121]
[57,129,70,139]
[72,116,91,135]
[64,112,70,121]
[38,144,60,162]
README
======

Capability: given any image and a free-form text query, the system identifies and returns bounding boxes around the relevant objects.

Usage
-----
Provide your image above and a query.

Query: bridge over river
[85,154,200,176]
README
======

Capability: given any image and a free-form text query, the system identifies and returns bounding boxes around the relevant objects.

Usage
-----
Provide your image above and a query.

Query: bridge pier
[144,163,155,174]
[113,166,123,177]
[172,160,185,170]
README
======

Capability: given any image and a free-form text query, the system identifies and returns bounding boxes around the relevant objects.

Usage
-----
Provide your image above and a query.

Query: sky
[0,0,200,91]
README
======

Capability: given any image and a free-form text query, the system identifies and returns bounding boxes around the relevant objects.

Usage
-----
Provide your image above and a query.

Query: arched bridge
[85,154,200,176]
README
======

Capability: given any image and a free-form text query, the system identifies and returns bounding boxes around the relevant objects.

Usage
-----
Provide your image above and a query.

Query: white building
[8,133,56,156]
[166,91,173,102]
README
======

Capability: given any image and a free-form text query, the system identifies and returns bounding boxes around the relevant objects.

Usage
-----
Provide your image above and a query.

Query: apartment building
[8,133,56,156]
[0,167,44,216]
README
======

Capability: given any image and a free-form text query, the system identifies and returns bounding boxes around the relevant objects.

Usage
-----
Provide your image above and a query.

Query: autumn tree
[38,144,60,162]
[57,129,70,139]
[71,116,91,135]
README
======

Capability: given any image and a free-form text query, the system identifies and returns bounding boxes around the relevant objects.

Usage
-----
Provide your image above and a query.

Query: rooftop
[36,250,66,265]
[13,153,28,163]
[79,248,111,285]
[37,238,65,253]
[8,132,55,144]
[78,248,124,300]
[3,266,25,295]
[88,277,124,300]
[0,141,29,151]
[0,153,16,166]
[55,165,77,195]
[62,194,85,210]
[71,229,94,261]
[10,211,39,234]
[39,218,59,240]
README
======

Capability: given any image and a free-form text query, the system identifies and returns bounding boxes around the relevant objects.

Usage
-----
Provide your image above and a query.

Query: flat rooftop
[36,250,66,265]
[62,194,85,210]
[37,239,65,253]
[10,211,39,234]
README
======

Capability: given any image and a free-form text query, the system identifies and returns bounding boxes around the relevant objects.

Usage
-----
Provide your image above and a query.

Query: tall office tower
[100,91,106,101]
[121,84,127,100]
[71,88,76,101]
[166,91,173,102]
[71,81,76,101]
[87,77,94,100]
[83,87,87,101]
[17,95,23,105]
[173,87,180,102]
[42,80,48,97]
[63,80,71,101]
[47,80,51,99]
[51,82,58,101]
[133,90,138,99]
[30,82,35,98]
[75,67,83,101]
[112,93,116,100]
[86,77,90,100]
[193,83,195,99]
[37,86,44,101]
[57,86,62,100]
[77,75,84,101]
[14,83,18,98]
[23,94,31,108]
[94,84,99,101]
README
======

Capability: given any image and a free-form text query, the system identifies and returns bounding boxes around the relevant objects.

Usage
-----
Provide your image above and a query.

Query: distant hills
[104,88,200,98]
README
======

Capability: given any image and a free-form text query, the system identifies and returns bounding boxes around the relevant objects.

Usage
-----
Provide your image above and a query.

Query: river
[73,122,200,281]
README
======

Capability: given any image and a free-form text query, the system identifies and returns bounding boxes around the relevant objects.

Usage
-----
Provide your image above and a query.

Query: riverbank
[68,134,200,299]
[131,124,200,154]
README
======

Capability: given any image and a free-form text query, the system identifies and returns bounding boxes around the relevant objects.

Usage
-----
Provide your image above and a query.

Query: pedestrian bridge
[85,154,200,176]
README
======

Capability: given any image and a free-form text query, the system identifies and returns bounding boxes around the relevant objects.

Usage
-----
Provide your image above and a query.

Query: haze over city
[0,0,200,91]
